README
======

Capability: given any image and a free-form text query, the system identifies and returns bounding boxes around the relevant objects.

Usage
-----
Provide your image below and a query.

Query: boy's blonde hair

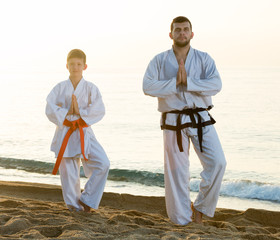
[67,49,86,64]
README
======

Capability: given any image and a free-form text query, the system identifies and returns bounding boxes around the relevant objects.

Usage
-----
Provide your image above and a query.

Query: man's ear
[66,63,69,70]
[169,32,173,40]
[83,64,88,70]
[191,32,194,39]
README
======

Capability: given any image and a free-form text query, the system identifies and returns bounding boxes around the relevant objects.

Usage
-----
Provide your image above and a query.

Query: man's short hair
[67,49,86,64]
[170,16,192,32]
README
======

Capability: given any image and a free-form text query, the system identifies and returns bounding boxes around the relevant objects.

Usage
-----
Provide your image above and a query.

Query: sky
[1,0,280,73]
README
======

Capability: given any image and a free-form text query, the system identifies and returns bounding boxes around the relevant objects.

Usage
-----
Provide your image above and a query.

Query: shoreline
[0,181,280,239]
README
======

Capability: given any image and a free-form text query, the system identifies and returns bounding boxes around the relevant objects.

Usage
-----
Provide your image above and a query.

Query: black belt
[161,107,216,152]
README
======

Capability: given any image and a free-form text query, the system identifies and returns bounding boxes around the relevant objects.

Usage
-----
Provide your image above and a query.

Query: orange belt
[52,118,89,175]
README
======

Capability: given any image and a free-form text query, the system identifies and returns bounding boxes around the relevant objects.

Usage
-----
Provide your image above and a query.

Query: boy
[46,49,110,212]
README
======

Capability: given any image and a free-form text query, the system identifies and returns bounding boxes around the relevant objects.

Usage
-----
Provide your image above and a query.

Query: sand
[0,181,279,239]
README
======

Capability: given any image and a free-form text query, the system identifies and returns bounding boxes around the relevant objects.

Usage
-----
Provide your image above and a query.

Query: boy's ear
[83,64,87,70]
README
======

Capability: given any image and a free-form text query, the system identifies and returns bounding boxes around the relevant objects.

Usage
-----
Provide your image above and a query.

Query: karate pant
[59,139,110,211]
[163,124,226,225]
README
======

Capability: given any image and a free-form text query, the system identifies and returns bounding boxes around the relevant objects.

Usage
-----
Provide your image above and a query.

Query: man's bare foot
[191,202,195,220]
[191,203,203,224]
[79,200,91,213]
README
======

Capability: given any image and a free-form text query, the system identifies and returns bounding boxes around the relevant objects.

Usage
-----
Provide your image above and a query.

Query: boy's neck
[69,76,82,89]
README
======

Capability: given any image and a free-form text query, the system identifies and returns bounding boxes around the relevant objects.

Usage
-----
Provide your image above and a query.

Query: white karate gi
[143,47,226,225]
[46,78,110,211]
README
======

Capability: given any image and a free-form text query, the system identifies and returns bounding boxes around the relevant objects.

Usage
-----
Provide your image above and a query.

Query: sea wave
[0,157,279,203]
[0,157,53,174]
[220,179,280,203]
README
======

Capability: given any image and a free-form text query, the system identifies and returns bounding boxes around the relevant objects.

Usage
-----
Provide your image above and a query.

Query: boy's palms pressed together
[67,95,80,116]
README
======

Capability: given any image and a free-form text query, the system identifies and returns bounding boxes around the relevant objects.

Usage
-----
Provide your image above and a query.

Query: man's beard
[174,39,190,48]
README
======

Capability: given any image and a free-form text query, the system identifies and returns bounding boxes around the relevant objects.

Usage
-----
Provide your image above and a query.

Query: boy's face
[66,57,87,79]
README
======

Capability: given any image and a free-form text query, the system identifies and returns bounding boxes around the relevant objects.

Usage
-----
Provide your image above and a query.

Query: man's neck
[173,44,191,63]
[69,76,82,89]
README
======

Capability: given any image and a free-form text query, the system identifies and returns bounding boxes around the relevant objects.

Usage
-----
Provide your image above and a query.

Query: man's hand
[176,59,187,87]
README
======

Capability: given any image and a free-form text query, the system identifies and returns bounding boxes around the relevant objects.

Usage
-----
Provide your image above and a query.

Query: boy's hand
[72,95,80,115]
[67,99,74,115]
[66,95,80,116]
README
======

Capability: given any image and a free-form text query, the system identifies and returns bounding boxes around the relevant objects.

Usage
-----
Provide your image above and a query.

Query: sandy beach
[0,181,279,239]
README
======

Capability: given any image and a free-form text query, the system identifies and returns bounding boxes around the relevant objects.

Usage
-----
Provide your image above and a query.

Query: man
[143,16,226,225]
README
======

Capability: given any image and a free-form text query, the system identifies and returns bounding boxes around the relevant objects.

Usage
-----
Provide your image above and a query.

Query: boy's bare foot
[191,203,203,224]
[79,200,91,213]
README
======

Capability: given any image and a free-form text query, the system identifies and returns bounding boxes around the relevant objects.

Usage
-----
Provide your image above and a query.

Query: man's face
[170,21,194,48]
[66,58,87,78]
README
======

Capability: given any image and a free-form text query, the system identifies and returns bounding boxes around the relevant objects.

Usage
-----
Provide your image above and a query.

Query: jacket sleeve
[143,55,178,98]
[79,85,105,126]
[187,54,222,96]
[45,85,68,127]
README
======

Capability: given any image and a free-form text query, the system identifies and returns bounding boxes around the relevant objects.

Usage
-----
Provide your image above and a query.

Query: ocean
[0,66,280,212]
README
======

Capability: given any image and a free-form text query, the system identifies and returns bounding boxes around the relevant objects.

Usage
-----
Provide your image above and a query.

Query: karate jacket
[46,78,105,158]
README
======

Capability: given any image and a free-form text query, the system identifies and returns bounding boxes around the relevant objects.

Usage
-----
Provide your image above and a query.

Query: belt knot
[52,118,89,175]
[161,108,216,152]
